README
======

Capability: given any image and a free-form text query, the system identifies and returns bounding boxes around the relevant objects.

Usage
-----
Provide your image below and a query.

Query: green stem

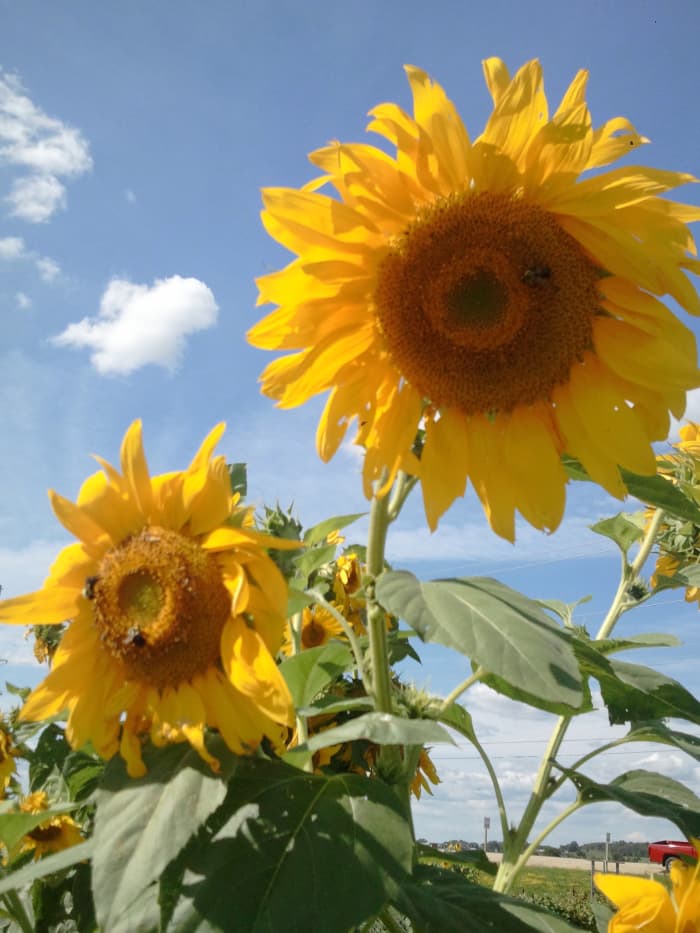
[441,667,485,710]
[505,800,583,882]
[290,611,312,773]
[2,892,33,933]
[441,708,509,843]
[306,587,371,695]
[366,489,394,717]
[494,508,665,893]
[387,471,418,522]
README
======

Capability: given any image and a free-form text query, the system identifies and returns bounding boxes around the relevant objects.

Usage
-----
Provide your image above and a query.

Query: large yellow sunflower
[249,58,700,540]
[0,422,295,777]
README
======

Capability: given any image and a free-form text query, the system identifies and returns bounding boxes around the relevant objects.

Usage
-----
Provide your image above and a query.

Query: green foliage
[566,769,700,838]
[227,462,247,499]
[279,642,355,708]
[376,572,585,715]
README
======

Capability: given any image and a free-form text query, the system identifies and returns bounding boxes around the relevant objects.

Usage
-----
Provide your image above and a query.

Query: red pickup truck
[648,840,697,869]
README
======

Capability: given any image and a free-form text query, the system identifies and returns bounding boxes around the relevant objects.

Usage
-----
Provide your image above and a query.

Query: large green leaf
[301,711,454,753]
[279,642,354,709]
[416,842,494,874]
[377,572,584,715]
[563,455,700,523]
[91,738,240,933]
[0,804,78,853]
[567,769,700,838]
[595,633,681,655]
[575,640,700,725]
[0,840,94,895]
[177,757,414,933]
[394,865,583,932]
[292,542,337,583]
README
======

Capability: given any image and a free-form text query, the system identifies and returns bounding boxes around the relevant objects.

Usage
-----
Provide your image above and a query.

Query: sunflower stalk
[493,504,667,894]
[289,610,312,772]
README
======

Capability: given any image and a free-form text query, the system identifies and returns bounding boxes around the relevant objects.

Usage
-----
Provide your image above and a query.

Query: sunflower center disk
[92,527,231,688]
[374,192,602,414]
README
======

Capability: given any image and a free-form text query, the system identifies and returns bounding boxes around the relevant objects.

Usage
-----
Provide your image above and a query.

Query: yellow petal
[0,587,80,624]
[120,420,154,519]
[421,411,469,531]
[221,618,294,726]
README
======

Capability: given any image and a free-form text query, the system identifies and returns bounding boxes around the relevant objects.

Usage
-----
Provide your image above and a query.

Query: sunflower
[249,58,700,540]
[283,604,345,654]
[596,844,700,931]
[650,421,700,607]
[0,422,295,777]
[16,791,83,860]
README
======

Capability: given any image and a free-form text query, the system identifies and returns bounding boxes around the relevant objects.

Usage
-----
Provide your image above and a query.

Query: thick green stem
[493,508,665,893]
[290,610,313,773]
[2,892,33,933]
[366,489,394,717]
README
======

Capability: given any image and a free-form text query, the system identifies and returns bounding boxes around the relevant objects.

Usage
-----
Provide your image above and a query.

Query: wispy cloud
[35,256,60,282]
[0,69,92,223]
[0,233,61,284]
[52,275,219,374]
[15,291,31,310]
[0,236,26,259]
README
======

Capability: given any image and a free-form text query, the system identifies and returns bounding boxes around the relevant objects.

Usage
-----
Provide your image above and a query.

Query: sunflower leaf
[296,711,454,753]
[590,513,644,553]
[0,840,94,895]
[303,512,366,546]
[574,639,700,725]
[376,572,585,715]
[175,757,414,933]
[292,542,337,583]
[564,768,700,838]
[91,737,240,933]
[279,642,354,709]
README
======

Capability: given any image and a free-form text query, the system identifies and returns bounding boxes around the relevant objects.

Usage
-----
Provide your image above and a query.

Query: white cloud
[0,235,26,259]
[52,275,219,374]
[35,255,60,282]
[15,291,31,310]
[7,174,66,223]
[125,188,136,204]
[0,69,92,223]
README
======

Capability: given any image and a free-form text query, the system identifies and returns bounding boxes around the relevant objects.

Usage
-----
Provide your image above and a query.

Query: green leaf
[285,585,313,616]
[4,682,30,700]
[590,513,644,553]
[177,757,414,933]
[303,512,365,546]
[438,703,477,743]
[596,633,682,654]
[377,572,584,715]
[564,455,700,523]
[575,640,700,725]
[279,642,354,709]
[292,542,337,584]
[536,595,591,628]
[395,865,583,932]
[28,723,71,792]
[0,840,94,895]
[567,769,700,838]
[227,462,247,499]
[0,805,78,853]
[622,721,700,760]
[91,738,240,933]
[300,712,454,753]
[298,695,373,718]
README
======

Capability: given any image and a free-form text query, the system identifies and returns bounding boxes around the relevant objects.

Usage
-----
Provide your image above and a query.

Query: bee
[83,576,100,600]
[124,626,146,648]
[522,265,551,286]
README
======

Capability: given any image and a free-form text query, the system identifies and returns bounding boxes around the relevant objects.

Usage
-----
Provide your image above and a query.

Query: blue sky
[1,0,699,846]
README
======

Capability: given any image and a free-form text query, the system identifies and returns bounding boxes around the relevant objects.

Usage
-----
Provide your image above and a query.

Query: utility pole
[605,832,611,871]
[483,816,490,853]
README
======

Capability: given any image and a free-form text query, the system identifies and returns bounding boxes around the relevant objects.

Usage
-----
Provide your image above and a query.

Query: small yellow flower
[596,842,700,931]
[411,748,441,799]
[0,421,296,777]
[17,791,83,860]
[251,58,700,541]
